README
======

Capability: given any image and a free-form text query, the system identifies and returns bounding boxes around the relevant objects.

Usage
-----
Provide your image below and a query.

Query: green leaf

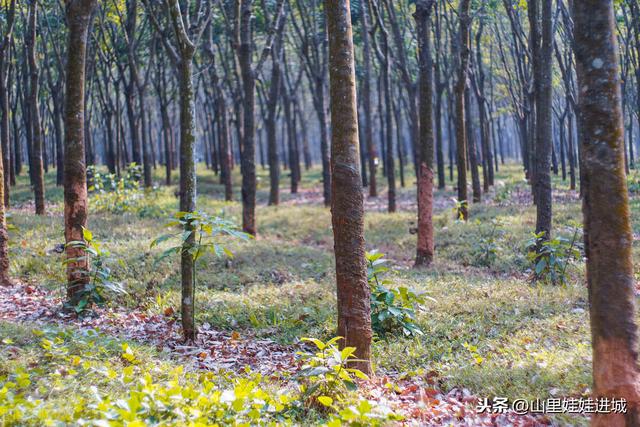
[344,380,358,391]
[301,337,326,350]
[340,346,356,360]
[150,234,174,248]
[82,227,93,242]
[325,336,344,347]
[348,368,369,380]
[317,396,333,407]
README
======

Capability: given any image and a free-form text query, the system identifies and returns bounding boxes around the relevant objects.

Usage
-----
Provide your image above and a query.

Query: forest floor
[3,163,640,426]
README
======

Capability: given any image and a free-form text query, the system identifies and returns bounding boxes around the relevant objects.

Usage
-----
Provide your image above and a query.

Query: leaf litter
[1,282,561,425]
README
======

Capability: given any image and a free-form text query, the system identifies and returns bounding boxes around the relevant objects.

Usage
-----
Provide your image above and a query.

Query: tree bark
[178,53,197,341]
[325,0,372,375]
[266,18,285,206]
[535,0,553,241]
[64,0,96,300]
[0,0,15,285]
[466,88,481,203]
[218,94,233,201]
[414,0,436,267]
[360,0,377,197]
[455,0,471,220]
[28,0,46,215]
[0,0,15,210]
[574,1,640,425]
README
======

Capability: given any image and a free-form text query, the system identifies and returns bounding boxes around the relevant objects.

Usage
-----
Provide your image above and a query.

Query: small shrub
[1,328,296,426]
[88,163,143,214]
[326,398,402,426]
[136,202,167,219]
[295,337,368,410]
[471,219,503,267]
[63,227,126,313]
[366,251,430,338]
[4,212,17,232]
[152,211,249,264]
[525,224,582,285]
[151,211,250,299]
[451,198,468,221]
[493,184,511,204]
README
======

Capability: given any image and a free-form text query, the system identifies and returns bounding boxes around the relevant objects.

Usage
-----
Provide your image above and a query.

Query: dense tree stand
[4,0,640,424]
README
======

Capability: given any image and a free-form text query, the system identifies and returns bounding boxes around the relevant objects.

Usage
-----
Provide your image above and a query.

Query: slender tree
[265,8,286,206]
[0,0,15,286]
[454,0,471,220]
[414,0,436,267]
[64,0,97,301]
[0,0,15,210]
[27,0,46,215]
[574,1,640,425]
[535,0,553,241]
[290,0,331,206]
[325,0,372,374]
[144,0,211,340]
[360,0,377,197]
[235,0,285,235]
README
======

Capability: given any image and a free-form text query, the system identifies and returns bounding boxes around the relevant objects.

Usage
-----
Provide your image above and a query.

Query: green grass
[3,162,636,425]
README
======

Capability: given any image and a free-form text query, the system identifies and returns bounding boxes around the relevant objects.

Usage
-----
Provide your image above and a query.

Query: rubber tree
[143,0,211,340]
[574,1,640,425]
[325,0,372,375]
[236,0,285,235]
[64,0,98,300]
[359,0,377,197]
[0,0,15,286]
[27,0,46,215]
[414,0,436,267]
[265,8,287,206]
[534,0,553,242]
[454,0,471,220]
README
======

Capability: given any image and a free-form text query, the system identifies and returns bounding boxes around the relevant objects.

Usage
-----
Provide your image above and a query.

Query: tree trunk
[455,0,471,220]
[125,84,140,166]
[53,93,65,184]
[178,52,197,341]
[28,0,46,215]
[466,88,481,203]
[0,0,14,285]
[574,1,640,425]
[282,76,300,194]
[414,0,436,267]
[239,0,257,235]
[266,22,284,206]
[0,46,11,208]
[383,60,395,213]
[140,97,153,188]
[64,0,96,301]
[568,111,576,190]
[218,95,233,201]
[325,0,372,375]
[315,78,332,207]
[361,0,377,197]
[535,0,553,241]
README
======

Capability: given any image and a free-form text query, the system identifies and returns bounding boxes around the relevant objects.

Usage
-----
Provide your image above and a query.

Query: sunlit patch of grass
[4,162,638,427]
